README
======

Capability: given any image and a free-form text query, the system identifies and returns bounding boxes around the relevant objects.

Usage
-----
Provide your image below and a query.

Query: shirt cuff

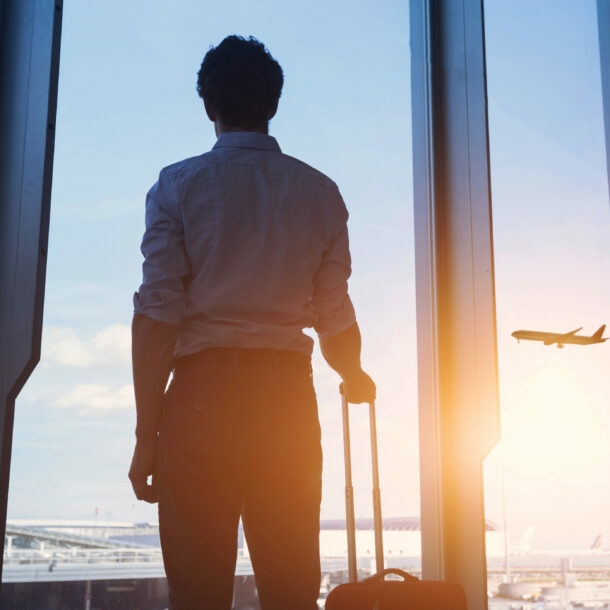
[133,289,183,326]
[315,295,356,338]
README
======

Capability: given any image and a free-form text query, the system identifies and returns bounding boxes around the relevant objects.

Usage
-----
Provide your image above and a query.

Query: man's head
[197,35,284,133]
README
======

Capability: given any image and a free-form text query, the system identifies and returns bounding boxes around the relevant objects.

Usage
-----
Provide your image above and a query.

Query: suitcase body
[325,394,468,610]
[325,568,468,610]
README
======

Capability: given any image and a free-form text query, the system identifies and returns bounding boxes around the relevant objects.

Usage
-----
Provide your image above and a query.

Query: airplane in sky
[511,325,607,348]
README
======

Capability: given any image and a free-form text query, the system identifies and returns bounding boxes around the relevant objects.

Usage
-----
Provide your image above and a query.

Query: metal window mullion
[0,0,62,577]
[598,0,610,204]
[410,2,499,610]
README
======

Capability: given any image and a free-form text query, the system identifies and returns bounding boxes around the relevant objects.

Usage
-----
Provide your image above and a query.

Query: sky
[5,0,610,555]
[482,1,610,549]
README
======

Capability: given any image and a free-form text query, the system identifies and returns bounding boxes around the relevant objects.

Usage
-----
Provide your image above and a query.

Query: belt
[175,347,311,368]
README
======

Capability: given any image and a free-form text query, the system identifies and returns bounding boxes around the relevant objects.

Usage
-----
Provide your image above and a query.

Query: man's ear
[203,99,216,122]
[267,100,279,120]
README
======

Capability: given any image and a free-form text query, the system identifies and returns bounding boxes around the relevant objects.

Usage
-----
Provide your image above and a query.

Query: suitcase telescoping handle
[340,390,384,583]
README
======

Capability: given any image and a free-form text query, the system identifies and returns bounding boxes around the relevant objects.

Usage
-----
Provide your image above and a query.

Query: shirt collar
[212,132,282,153]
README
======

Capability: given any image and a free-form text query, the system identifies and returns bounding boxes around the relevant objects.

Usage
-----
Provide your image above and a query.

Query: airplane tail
[511,526,535,555]
[591,534,603,550]
[592,325,606,340]
[521,526,535,549]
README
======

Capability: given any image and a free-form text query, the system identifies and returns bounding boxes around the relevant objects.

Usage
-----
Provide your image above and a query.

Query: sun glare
[500,366,609,480]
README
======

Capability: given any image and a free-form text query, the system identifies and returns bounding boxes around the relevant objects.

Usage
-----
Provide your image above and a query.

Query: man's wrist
[339,364,364,382]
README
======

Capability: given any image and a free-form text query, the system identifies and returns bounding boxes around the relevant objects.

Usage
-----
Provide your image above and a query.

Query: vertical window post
[0,0,62,576]
[410,1,499,609]
[598,0,610,204]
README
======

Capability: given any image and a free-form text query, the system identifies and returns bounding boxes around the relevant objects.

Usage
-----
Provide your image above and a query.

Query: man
[129,35,375,610]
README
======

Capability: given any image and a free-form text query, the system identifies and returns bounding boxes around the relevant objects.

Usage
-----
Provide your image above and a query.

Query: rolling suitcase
[324,392,468,610]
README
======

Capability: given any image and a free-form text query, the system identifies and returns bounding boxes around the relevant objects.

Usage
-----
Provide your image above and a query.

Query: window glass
[3,2,415,607]
[484,1,610,605]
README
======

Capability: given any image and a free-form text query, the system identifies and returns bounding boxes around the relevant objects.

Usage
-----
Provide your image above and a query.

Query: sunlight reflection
[500,366,609,479]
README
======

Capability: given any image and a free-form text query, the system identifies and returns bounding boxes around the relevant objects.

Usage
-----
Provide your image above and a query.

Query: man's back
[136,131,355,357]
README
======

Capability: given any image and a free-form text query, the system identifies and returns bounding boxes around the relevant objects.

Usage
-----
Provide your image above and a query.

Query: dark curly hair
[197,35,284,130]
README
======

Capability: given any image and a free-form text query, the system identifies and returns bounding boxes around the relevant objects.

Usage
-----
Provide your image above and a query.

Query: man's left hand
[128,437,158,503]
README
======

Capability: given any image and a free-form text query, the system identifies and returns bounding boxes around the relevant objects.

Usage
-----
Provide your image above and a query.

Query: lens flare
[500,366,609,479]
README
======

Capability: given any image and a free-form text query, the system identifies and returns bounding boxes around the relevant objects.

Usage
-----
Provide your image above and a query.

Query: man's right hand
[128,437,158,504]
[340,369,376,404]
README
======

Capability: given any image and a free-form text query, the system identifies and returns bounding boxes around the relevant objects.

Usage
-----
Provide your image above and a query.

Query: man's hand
[128,437,158,503]
[340,370,376,404]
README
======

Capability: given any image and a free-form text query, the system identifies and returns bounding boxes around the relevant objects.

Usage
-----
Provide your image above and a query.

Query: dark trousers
[157,348,323,610]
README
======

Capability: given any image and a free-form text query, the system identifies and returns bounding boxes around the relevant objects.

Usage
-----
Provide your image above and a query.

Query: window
[484,1,610,605]
[3,2,415,607]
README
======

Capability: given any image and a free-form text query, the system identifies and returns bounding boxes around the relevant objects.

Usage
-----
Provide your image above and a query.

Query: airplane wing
[562,327,583,336]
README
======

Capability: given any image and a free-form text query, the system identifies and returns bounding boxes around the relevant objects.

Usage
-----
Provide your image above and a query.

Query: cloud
[55,384,134,412]
[43,324,130,367]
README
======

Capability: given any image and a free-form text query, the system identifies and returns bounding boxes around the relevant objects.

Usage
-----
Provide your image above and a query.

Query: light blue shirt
[134,132,356,357]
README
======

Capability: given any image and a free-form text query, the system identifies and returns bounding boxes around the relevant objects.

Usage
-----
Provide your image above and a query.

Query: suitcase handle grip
[362,568,419,583]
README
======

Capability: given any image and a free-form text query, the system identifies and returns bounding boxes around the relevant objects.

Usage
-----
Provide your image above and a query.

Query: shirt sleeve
[312,195,357,338]
[133,172,190,326]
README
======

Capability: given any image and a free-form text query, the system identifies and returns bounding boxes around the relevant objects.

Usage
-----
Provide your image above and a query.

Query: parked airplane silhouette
[511,325,607,348]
